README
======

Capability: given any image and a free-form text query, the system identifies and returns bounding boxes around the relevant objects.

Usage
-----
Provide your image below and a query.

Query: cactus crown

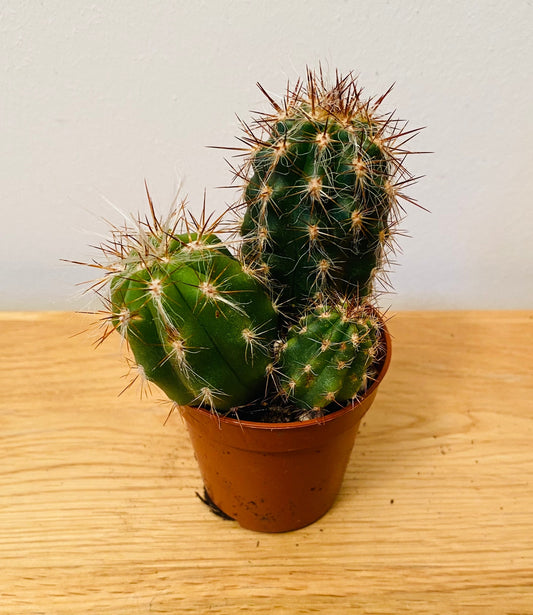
[79,69,420,421]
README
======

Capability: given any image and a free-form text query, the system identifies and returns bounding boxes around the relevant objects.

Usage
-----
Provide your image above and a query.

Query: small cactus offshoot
[78,68,420,420]
[278,300,382,419]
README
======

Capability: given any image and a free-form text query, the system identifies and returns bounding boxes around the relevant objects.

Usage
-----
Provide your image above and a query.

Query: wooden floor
[1,311,532,614]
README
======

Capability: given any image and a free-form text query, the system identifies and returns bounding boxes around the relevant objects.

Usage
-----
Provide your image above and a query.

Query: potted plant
[78,69,420,532]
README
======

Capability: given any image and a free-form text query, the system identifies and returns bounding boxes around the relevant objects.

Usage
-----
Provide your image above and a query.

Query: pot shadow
[196,487,235,521]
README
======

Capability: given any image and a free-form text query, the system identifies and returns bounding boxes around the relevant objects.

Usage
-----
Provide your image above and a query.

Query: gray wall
[2,0,532,310]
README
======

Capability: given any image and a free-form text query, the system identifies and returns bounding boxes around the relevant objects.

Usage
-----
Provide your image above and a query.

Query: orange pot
[181,321,391,533]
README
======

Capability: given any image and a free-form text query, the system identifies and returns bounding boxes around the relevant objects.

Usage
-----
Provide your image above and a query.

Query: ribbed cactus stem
[97,201,278,411]
[236,70,419,315]
[278,300,382,417]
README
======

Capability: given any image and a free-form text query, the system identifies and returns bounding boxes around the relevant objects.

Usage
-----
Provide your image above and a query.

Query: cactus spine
[237,70,416,315]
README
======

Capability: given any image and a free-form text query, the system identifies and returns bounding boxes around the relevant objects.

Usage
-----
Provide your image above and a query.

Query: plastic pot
[180,320,391,533]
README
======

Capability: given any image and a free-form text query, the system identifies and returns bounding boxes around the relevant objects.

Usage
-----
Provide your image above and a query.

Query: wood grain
[1,311,532,614]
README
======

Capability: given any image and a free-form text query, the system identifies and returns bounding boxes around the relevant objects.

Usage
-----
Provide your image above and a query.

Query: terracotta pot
[180,320,391,533]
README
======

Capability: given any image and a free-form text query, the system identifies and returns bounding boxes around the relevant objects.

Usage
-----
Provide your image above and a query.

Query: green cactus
[278,300,381,417]
[77,69,420,422]
[237,71,416,315]
[99,203,278,411]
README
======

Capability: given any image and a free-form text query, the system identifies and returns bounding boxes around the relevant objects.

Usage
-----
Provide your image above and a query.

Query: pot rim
[181,313,392,432]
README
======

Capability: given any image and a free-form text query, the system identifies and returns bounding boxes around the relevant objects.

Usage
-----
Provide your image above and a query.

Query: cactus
[236,70,418,315]
[77,68,420,421]
[278,299,382,417]
[94,200,278,411]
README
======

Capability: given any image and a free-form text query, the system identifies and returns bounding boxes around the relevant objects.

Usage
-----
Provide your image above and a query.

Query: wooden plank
[1,311,532,614]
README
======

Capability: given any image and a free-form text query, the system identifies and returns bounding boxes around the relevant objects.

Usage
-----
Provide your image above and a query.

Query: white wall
[1,0,532,310]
